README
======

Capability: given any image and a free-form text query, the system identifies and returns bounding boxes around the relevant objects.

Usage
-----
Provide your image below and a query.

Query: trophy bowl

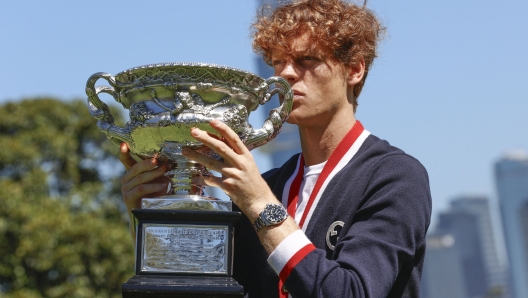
[86,62,293,209]
[85,63,292,297]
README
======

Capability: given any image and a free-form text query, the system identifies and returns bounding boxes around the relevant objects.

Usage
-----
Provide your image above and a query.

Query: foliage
[0,98,134,297]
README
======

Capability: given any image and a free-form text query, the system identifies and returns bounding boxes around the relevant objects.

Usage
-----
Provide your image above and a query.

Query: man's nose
[277,60,299,84]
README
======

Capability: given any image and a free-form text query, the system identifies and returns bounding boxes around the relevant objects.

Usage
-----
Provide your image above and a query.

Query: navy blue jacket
[233,134,432,297]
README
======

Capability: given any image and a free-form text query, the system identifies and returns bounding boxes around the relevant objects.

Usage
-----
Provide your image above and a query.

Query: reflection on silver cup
[86,62,293,209]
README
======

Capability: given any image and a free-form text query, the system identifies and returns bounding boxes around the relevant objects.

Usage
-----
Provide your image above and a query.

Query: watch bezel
[253,204,288,233]
[263,204,288,224]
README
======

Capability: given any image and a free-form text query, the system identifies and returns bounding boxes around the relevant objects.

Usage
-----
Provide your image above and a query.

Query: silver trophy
[85,63,292,296]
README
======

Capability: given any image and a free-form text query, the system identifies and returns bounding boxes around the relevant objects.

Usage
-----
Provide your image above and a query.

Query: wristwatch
[253,204,289,233]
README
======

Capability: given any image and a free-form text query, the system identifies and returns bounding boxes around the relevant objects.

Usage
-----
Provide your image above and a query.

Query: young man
[120,0,432,297]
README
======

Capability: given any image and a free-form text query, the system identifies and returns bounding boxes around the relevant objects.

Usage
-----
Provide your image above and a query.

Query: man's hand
[181,119,277,221]
[182,119,300,254]
[118,143,171,215]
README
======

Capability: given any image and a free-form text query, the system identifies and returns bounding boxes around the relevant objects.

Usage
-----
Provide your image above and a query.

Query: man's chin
[285,116,297,125]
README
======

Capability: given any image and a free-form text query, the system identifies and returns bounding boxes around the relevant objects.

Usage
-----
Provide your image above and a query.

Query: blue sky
[1,0,527,236]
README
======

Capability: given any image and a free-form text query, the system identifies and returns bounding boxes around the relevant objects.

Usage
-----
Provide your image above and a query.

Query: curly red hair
[251,0,385,109]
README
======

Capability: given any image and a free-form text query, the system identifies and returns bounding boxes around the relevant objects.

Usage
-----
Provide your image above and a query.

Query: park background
[1,0,527,297]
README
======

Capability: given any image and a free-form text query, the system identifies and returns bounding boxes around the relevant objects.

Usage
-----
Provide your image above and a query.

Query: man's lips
[293,90,305,97]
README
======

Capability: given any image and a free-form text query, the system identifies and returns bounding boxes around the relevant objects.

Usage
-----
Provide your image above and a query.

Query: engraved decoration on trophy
[85,63,293,211]
[85,63,292,283]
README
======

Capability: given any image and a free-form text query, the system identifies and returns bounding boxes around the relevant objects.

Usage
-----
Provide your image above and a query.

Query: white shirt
[294,161,326,224]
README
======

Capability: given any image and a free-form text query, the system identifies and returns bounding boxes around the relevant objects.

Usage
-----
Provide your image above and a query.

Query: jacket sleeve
[269,154,432,297]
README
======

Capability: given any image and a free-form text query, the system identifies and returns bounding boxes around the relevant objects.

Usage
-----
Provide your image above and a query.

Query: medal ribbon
[287,120,364,228]
[280,121,365,298]
[286,155,304,219]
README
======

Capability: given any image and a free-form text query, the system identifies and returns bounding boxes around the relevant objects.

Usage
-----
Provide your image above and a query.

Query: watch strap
[253,216,267,233]
[253,204,288,233]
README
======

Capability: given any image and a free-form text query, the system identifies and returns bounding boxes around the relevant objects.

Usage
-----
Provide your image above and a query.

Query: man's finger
[121,158,164,189]
[118,143,137,171]
[189,128,240,166]
[183,147,227,173]
[122,181,169,209]
[209,119,249,155]
[192,175,223,189]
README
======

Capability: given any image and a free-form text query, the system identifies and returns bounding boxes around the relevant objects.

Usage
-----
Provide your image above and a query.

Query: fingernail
[211,119,220,126]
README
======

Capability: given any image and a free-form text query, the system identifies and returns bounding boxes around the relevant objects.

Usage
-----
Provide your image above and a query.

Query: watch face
[265,204,287,224]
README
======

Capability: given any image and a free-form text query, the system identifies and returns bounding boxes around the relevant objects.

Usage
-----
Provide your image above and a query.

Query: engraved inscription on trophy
[142,224,229,274]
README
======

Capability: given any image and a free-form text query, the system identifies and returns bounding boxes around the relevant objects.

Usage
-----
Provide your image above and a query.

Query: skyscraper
[450,196,506,295]
[436,209,489,297]
[255,0,302,169]
[421,233,467,298]
[495,151,528,298]
[422,195,508,297]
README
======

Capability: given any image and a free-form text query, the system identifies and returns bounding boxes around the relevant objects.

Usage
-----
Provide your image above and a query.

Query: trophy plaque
[85,63,293,297]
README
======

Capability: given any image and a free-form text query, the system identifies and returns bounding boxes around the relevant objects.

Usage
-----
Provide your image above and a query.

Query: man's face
[271,33,353,128]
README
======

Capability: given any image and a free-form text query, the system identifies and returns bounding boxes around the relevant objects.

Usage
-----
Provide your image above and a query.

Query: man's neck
[299,116,356,166]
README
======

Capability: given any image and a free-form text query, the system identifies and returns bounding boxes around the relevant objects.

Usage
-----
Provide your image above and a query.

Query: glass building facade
[495,152,528,298]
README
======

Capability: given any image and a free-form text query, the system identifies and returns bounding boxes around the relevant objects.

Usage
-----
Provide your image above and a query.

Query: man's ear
[347,58,365,86]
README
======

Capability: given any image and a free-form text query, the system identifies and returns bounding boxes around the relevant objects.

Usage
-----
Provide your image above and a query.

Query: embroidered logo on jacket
[326,221,344,250]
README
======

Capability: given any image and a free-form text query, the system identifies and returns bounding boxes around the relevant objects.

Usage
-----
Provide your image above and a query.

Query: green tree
[0,98,134,298]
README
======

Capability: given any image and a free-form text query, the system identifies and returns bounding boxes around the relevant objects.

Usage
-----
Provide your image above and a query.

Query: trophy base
[125,209,243,297]
[122,275,244,297]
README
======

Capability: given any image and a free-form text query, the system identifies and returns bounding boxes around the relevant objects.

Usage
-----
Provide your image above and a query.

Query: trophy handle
[85,72,134,147]
[244,76,294,150]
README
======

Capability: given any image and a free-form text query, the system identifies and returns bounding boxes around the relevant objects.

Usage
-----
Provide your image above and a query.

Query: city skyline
[424,195,508,297]
[423,152,528,298]
[422,196,510,298]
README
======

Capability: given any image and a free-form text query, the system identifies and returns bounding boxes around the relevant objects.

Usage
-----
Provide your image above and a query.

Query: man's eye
[298,56,318,65]
[272,60,285,66]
